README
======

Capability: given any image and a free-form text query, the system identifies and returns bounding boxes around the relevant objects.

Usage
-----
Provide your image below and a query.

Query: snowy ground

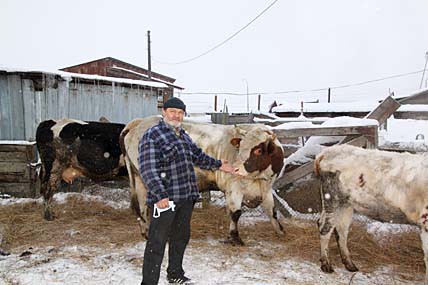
[0,190,424,285]
[1,241,419,285]
[1,115,427,284]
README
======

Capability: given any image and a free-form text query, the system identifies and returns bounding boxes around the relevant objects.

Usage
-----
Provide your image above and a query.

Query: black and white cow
[36,119,127,220]
[315,144,428,282]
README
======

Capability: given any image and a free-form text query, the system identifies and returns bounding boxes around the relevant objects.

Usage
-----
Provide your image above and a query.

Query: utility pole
[147,30,152,80]
[420,51,428,89]
[243,79,249,113]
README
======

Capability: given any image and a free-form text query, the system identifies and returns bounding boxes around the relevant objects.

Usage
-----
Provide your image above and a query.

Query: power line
[154,0,279,65]
[179,68,428,96]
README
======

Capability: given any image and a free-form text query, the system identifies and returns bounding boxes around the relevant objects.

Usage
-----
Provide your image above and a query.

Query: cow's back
[121,116,162,171]
[37,119,127,180]
[317,144,428,224]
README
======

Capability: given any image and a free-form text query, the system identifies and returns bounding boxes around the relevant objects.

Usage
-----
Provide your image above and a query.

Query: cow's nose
[243,160,252,172]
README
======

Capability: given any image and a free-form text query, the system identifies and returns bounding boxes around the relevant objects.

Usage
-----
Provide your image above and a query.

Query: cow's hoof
[275,228,285,236]
[0,248,10,256]
[223,236,245,246]
[345,262,359,272]
[321,264,334,273]
[43,212,55,221]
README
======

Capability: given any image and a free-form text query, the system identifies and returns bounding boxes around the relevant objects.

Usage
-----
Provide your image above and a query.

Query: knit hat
[163,97,186,112]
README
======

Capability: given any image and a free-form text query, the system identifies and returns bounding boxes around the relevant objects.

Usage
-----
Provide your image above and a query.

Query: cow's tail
[119,127,129,157]
[314,154,324,176]
[119,124,141,219]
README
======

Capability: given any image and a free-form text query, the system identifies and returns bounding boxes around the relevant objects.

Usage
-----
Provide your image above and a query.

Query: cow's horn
[234,126,248,137]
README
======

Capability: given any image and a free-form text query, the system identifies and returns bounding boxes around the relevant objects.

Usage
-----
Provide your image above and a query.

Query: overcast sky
[1,0,428,112]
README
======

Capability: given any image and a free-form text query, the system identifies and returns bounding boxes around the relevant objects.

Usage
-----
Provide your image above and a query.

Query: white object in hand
[153,201,176,218]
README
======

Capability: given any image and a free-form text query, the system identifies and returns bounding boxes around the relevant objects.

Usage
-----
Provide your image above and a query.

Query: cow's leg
[419,207,428,283]
[318,171,344,273]
[334,206,358,272]
[261,190,284,235]
[224,189,244,246]
[41,162,62,221]
[318,211,335,273]
[135,177,149,238]
[125,155,150,239]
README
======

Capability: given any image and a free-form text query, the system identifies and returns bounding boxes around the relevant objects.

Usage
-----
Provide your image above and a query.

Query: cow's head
[231,125,284,178]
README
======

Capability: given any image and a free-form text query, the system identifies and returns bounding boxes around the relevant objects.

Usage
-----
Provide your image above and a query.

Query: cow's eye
[253,148,262,156]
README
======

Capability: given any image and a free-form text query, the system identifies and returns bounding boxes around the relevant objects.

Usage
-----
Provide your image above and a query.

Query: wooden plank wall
[0,142,39,197]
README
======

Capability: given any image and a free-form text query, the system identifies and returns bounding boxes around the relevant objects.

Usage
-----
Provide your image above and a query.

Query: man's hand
[219,160,239,174]
[156,198,170,209]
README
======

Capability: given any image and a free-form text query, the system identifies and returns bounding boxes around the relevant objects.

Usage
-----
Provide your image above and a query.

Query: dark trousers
[141,200,194,285]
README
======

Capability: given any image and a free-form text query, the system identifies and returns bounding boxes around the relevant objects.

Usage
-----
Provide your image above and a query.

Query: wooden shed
[61,57,184,108]
[0,67,170,141]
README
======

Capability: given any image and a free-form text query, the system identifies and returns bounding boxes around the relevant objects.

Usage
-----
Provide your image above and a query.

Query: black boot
[167,274,192,284]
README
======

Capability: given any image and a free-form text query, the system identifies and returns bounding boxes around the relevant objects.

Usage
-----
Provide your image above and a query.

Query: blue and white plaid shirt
[138,119,222,205]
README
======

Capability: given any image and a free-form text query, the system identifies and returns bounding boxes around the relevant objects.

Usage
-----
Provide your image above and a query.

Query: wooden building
[61,57,183,107]
[0,67,169,141]
[273,92,428,120]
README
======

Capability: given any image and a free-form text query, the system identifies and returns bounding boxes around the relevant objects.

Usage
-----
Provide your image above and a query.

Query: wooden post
[258,94,261,111]
[214,95,217,112]
[327,88,331,103]
[365,95,401,125]
[147,30,152,80]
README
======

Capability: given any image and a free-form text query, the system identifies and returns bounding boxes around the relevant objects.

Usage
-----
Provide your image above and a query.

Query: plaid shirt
[138,119,222,205]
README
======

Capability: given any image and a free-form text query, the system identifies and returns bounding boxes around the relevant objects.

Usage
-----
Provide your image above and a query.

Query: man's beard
[164,118,181,128]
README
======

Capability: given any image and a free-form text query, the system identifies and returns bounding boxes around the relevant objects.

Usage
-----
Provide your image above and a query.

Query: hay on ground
[0,196,424,282]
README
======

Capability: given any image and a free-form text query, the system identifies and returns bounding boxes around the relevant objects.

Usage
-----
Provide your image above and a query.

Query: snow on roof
[272,102,378,113]
[0,65,168,88]
[272,100,428,113]
[273,116,378,130]
[110,66,182,89]
[396,86,428,100]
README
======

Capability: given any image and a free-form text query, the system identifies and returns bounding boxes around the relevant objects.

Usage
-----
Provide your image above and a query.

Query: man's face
[162,107,185,127]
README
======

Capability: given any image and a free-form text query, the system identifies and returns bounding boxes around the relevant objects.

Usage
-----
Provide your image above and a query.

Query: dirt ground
[0,190,425,284]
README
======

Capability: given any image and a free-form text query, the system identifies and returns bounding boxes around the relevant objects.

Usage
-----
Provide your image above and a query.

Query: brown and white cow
[36,118,127,220]
[120,116,285,245]
[314,144,428,282]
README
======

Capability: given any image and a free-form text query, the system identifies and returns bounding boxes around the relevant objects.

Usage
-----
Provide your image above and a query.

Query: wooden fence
[0,142,40,197]
[272,95,401,217]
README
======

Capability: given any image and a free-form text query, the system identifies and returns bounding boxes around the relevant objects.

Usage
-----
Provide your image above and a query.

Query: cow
[36,118,127,220]
[314,144,428,282]
[120,116,285,245]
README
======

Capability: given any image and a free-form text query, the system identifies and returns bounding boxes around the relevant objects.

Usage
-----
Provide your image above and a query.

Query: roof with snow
[60,57,183,90]
[0,66,168,89]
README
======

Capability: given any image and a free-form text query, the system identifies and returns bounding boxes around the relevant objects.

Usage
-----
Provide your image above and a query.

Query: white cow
[120,116,285,245]
[315,144,428,282]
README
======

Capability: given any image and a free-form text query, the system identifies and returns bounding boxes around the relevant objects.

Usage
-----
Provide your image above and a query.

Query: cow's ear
[230,138,242,148]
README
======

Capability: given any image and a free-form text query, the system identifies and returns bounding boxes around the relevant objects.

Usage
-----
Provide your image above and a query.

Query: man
[138,97,236,284]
